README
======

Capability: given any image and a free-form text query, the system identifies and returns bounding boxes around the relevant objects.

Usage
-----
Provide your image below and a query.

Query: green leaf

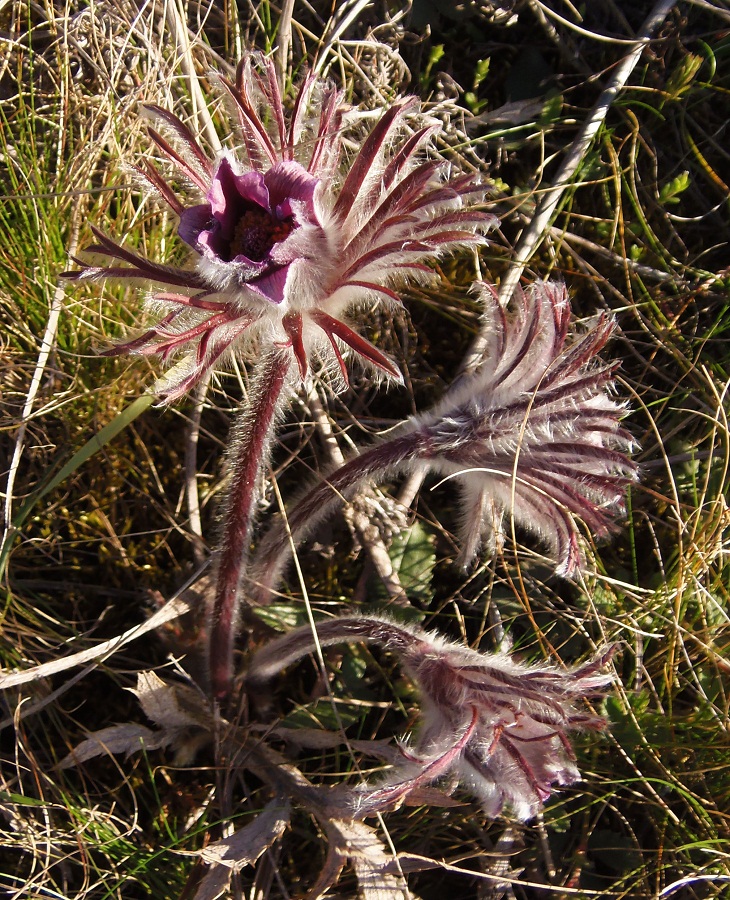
[253,602,308,632]
[539,92,563,126]
[472,58,490,90]
[373,521,436,607]
[0,791,48,808]
[664,53,704,102]
[659,171,690,205]
[464,92,487,115]
[280,701,360,731]
[337,649,377,702]
[421,44,445,89]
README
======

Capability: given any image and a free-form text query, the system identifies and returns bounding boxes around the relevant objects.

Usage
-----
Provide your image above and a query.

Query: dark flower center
[229,206,294,262]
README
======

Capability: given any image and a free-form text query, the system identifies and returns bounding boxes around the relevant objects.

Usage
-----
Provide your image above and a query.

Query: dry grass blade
[0,591,192,690]
[466,0,675,367]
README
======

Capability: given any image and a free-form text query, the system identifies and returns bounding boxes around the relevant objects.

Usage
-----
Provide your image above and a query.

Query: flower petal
[178,204,213,249]
[264,161,318,211]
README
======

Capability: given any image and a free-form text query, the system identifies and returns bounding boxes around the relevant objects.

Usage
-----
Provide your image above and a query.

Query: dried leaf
[193,798,290,900]
[59,723,170,768]
[322,819,415,900]
[191,865,229,900]
[257,725,398,761]
[400,786,465,808]
[467,97,547,128]
[130,671,207,731]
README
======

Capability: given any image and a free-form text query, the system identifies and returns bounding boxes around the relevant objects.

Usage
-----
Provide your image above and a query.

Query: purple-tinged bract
[249,279,638,592]
[64,54,496,401]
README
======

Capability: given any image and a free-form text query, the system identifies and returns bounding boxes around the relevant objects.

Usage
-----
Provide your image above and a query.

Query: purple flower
[247,614,614,821]
[64,54,496,401]
[251,279,638,595]
[179,158,320,297]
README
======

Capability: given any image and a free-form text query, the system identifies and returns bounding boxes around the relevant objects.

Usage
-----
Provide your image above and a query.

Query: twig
[463,0,676,374]
[165,0,221,154]
[681,0,730,24]
[0,584,197,691]
[312,0,374,76]
[184,375,210,566]
[552,227,686,284]
[529,0,648,44]
[276,0,297,89]
[307,389,408,605]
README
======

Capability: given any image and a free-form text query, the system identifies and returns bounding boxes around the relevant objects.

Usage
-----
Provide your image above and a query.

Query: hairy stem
[247,614,421,689]
[209,351,291,699]
[250,431,423,604]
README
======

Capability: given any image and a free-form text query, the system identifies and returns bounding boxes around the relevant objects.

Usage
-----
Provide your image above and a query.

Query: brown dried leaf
[193,798,291,900]
[59,723,171,768]
[314,819,417,900]
[130,670,208,731]
[401,786,465,808]
[259,725,398,761]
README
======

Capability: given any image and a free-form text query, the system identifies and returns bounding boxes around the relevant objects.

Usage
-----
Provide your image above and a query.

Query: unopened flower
[251,279,637,596]
[65,54,495,401]
[247,614,614,821]
[416,280,638,574]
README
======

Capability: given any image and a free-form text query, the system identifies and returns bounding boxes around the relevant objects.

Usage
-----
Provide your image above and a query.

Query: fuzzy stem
[209,351,291,699]
[247,614,421,690]
[250,431,424,604]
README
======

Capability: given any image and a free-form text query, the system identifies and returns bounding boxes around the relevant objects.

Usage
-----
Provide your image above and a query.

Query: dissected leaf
[130,670,208,731]
[193,798,291,900]
[59,674,213,771]
[659,170,690,205]
[317,819,415,900]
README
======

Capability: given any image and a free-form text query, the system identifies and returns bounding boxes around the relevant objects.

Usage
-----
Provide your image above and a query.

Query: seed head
[416,280,638,573]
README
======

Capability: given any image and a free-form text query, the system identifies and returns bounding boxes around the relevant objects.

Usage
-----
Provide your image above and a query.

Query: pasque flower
[251,280,637,599]
[65,54,495,401]
[247,614,614,821]
[65,54,495,699]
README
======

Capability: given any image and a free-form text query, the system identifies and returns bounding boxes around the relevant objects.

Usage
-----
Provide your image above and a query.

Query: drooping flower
[247,614,614,821]
[251,279,638,598]
[64,54,496,401]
